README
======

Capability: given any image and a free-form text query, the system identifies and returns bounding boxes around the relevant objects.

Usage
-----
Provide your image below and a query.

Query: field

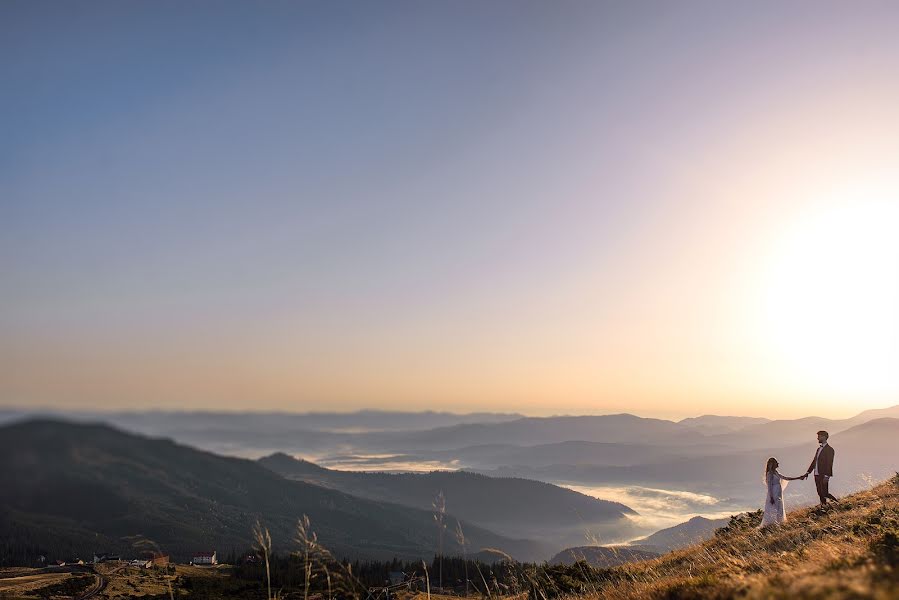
[0,564,228,600]
[0,568,95,600]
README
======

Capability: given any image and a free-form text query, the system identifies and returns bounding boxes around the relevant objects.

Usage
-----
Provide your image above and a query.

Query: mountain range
[2,405,897,568]
[0,419,555,563]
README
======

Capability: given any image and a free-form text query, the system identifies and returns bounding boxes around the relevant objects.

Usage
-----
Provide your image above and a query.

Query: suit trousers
[815,475,838,504]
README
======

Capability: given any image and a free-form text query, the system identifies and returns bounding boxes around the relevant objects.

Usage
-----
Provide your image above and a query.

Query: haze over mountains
[46,405,895,509]
[258,452,635,549]
[628,515,730,554]
[2,406,897,566]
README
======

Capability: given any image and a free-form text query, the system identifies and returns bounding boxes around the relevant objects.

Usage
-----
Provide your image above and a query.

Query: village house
[93,553,121,564]
[192,551,217,565]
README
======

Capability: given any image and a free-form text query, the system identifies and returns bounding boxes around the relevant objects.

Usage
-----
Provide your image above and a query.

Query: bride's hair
[764,457,778,483]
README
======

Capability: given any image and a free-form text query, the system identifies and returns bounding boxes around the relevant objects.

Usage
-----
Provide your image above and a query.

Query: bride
[760,457,806,527]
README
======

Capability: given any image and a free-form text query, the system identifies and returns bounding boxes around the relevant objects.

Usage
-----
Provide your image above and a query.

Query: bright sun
[756,183,899,401]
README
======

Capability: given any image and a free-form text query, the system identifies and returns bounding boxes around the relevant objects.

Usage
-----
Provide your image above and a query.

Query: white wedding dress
[760,468,789,527]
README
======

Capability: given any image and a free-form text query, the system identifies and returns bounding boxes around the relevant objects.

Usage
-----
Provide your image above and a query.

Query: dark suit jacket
[807,444,834,477]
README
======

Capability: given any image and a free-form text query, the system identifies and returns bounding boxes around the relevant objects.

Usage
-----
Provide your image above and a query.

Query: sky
[2,1,898,419]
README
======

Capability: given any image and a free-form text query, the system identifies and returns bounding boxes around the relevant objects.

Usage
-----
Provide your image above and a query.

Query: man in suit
[805,430,837,505]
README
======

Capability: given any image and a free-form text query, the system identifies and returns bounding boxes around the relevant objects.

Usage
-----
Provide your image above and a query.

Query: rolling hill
[258,452,637,548]
[549,545,659,568]
[628,515,729,553]
[0,419,552,564]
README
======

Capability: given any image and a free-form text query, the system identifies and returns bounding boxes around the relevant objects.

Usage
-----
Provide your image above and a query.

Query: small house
[192,551,217,565]
[93,553,121,564]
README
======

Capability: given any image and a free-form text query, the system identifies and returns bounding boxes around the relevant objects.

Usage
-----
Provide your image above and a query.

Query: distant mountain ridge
[678,415,771,435]
[3,406,897,462]
[470,418,899,509]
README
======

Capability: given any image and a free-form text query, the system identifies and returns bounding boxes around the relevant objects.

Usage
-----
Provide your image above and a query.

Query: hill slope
[0,420,550,564]
[259,452,637,547]
[628,515,729,553]
[563,474,899,599]
[550,546,659,568]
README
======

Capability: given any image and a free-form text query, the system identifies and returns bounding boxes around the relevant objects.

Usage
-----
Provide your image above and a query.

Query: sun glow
[754,182,899,401]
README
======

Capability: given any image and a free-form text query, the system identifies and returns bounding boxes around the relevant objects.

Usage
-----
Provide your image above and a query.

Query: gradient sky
[3,1,898,419]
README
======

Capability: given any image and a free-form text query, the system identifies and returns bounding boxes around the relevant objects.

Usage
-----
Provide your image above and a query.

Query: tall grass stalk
[473,559,491,598]
[294,513,366,599]
[129,536,175,600]
[253,520,273,600]
[421,559,431,600]
[432,490,446,590]
[454,520,469,596]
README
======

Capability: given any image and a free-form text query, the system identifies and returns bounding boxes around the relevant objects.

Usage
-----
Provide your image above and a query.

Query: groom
[805,430,838,505]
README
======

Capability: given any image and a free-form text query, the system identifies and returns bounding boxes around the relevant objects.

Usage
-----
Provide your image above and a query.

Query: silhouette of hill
[3,406,897,467]
[709,407,899,450]
[628,515,729,553]
[358,414,705,452]
[549,545,659,568]
[0,420,552,564]
[408,439,735,470]
[677,415,770,435]
[844,405,899,426]
[258,452,637,548]
[832,416,899,447]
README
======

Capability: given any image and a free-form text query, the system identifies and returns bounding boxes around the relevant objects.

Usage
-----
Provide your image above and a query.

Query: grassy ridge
[566,474,899,599]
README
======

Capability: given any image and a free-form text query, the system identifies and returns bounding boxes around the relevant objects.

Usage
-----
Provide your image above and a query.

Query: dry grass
[397,593,528,600]
[567,474,899,599]
[0,570,73,597]
[96,563,200,599]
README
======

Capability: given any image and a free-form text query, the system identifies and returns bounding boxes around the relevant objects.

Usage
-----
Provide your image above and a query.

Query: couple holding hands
[760,430,838,527]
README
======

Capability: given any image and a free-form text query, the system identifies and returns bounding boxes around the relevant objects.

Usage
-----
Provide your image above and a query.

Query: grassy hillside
[0,419,550,564]
[558,474,899,599]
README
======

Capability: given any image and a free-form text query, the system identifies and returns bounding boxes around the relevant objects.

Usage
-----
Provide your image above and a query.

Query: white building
[192,551,217,565]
